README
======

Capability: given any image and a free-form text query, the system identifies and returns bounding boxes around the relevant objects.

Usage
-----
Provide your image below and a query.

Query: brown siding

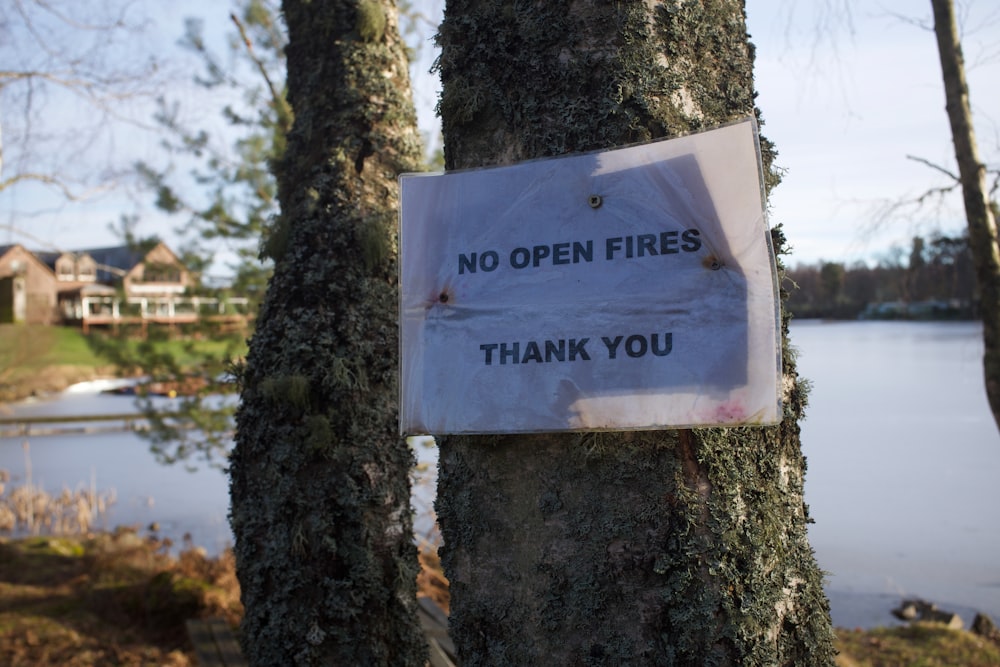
[55,254,76,281]
[77,254,97,281]
[123,243,190,295]
[0,246,58,324]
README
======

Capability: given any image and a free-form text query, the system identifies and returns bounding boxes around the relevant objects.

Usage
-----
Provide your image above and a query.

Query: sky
[2,0,998,273]
[744,0,1000,266]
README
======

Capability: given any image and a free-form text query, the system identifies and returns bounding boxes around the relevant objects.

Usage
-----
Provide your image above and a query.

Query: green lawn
[0,325,104,369]
[0,324,247,369]
[0,324,247,400]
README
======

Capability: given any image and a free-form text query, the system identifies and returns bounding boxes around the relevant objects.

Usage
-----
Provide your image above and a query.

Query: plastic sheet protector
[399,118,781,435]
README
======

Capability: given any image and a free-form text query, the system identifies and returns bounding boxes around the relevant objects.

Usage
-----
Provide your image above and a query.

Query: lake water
[0,387,235,554]
[0,385,440,553]
[1,320,998,628]
[792,320,1000,628]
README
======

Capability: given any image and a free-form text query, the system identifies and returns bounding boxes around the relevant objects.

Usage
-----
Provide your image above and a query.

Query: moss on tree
[230,1,427,665]
[434,1,836,664]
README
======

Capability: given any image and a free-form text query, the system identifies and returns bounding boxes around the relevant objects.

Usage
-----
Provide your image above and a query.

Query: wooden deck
[418,596,458,666]
[80,313,250,335]
[186,618,246,667]
[186,599,457,666]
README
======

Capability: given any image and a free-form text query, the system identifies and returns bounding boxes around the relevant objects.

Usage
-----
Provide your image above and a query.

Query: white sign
[399,118,781,435]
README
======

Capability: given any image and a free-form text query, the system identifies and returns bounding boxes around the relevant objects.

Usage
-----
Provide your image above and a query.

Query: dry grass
[0,471,116,537]
[0,443,116,536]
[2,524,997,666]
[835,624,1000,666]
[417,546,450,614]
[0,529,242,666]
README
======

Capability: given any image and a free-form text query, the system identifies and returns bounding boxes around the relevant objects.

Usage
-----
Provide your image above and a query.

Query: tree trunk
[434,1,836,664]
[230,1,428,664]
[930,0,1000,434]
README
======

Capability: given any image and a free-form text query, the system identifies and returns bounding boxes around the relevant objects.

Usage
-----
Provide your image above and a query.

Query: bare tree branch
[0,0,170,237]
[230,12,292,134]
[880,8,933,31]
[28,0,133,32]
[0,172,116,200]
[0,222,63,250]
[906,154,961,181]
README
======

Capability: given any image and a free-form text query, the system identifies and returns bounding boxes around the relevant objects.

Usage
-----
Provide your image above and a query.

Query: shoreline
[825,589,991,632]
[0,366,123,404]
[5,369,998,635]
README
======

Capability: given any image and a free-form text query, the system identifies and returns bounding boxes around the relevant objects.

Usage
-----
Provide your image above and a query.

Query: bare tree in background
[930,0,1000,433]
[0,0,162,237]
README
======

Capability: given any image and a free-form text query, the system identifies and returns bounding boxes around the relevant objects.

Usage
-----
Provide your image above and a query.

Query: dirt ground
[0,530,241,667]
[0,530,452,667]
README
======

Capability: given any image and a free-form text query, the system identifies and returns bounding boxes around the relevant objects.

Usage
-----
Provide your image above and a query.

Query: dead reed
[0,440,116,535]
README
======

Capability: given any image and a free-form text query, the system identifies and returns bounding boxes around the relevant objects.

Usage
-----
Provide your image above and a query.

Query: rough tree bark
[433,1,837,664]
[229,1,427,664]
[930,0,1000,434]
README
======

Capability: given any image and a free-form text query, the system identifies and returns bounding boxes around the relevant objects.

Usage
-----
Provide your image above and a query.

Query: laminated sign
[399,118,781,435]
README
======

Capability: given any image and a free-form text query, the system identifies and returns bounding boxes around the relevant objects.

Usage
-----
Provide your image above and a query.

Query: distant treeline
[784,232,977,320]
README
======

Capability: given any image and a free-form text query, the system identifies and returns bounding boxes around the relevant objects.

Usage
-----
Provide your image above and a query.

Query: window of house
[141,262,181,283]
[77,262,96,281]
[57,259,75,280]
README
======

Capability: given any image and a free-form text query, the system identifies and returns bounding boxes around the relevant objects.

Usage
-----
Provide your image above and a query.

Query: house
[0,244,60,324]
[1,239,249,332]
[36,242,194,329]
[3,241,192,326]
[1,240,252,334]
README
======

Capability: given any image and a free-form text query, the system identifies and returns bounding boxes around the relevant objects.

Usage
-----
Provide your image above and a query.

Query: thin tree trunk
[930,0,1000,434]
[230,1,428,664]
[434,1,836,664]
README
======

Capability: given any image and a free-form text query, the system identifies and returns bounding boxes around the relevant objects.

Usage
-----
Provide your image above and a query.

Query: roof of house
[33,251,63,271]
[0,244,57,276]
[4,242,184,284]
[29,244,162,281]
[84,246,150,282]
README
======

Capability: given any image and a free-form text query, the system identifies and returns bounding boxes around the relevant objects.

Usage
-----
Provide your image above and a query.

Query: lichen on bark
[229,1,427,665]
[434,1,836,664]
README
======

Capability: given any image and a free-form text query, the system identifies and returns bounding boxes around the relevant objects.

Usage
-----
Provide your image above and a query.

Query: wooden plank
[189,610,454,667]
[186,618,247,667]
[207,618,246,666]
[418,596,450,629]
[186,619,224,667]
[418,597,457,666]
[427,637,457,667]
